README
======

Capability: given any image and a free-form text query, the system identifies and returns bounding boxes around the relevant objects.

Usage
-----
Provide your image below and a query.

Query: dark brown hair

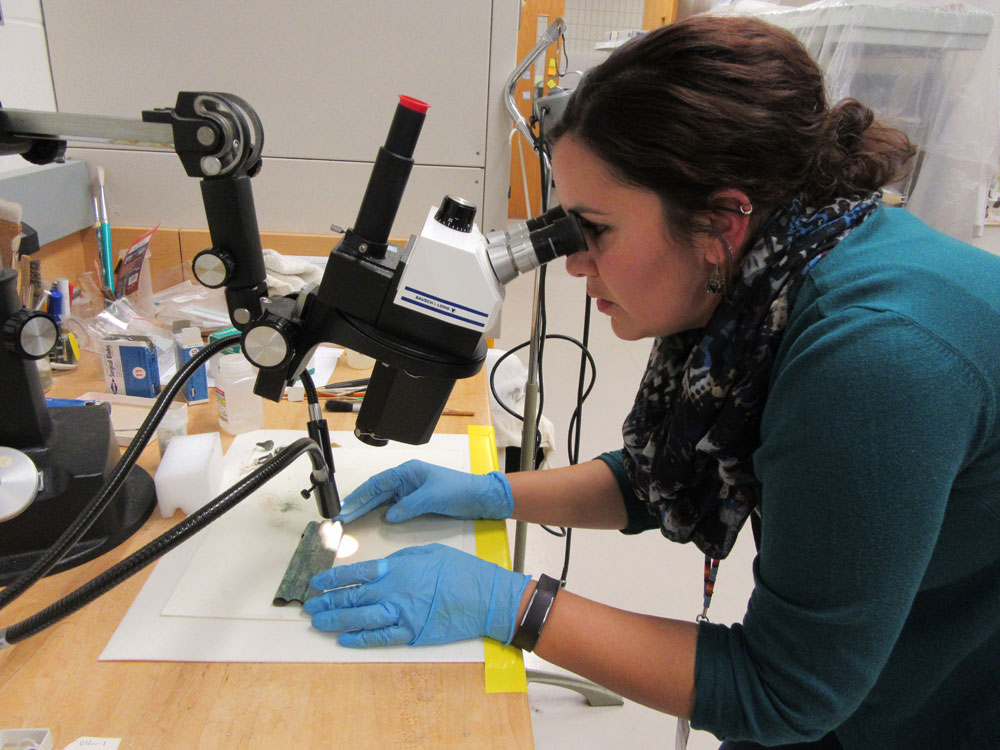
[548,15,916,241]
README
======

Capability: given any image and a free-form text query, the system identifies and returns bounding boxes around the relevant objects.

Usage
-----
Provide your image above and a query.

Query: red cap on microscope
[398,95,430,114]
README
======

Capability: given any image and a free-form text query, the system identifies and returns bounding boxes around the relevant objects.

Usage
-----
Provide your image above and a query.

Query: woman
[304,16,1000,748]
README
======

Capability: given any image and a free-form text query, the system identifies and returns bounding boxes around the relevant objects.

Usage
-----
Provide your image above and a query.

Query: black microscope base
[0,468,156,586]
[0,406,158,586]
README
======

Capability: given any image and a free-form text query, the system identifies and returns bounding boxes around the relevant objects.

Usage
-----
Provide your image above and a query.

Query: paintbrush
[94,166,115,294]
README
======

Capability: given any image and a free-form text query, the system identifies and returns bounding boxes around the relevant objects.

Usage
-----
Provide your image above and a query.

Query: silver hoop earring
[706,265,724,294]
[739,203,753,216]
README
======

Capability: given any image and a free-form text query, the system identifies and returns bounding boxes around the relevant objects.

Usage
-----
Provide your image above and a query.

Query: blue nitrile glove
[333,459,513,525]
[304,543,530,648]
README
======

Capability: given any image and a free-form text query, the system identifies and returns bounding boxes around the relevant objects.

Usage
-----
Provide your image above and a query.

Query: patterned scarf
[622,193,881,558]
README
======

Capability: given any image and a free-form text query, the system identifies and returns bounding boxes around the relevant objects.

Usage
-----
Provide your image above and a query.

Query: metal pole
[513,265,545,573]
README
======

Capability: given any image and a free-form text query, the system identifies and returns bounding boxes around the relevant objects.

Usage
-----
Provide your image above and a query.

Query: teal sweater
[600,207,1000,747]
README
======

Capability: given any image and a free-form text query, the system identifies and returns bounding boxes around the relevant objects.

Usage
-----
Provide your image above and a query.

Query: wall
[563,0,646,71]
[32,1,518,238]
[0,0,56,174]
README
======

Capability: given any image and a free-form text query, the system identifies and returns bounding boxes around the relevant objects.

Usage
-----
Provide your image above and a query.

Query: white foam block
[154,432,223,517]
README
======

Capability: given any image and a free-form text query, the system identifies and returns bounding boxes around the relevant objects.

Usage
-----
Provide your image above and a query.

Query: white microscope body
[394,205,506,335]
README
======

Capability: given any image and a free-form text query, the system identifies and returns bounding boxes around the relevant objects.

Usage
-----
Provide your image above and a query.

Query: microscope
[0,91,585,584]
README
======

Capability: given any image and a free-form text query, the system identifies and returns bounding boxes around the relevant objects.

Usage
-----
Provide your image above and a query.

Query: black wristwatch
[511,574,560,652]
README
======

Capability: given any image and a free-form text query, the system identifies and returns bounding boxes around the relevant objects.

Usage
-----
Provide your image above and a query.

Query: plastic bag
[715,0,1000,241]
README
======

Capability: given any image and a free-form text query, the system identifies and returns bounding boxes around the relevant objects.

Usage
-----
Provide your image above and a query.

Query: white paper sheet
[100,429,483,663]
[163,431,472,621]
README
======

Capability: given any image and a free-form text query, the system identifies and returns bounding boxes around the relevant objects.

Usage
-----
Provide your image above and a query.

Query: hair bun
[830,99,876,151]
[810,98,913,201]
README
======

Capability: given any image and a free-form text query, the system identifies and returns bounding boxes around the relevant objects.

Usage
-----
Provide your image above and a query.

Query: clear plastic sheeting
[714,0,1000,242]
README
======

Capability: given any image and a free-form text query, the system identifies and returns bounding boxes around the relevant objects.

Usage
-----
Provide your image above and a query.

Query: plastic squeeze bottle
[214,353,264,434]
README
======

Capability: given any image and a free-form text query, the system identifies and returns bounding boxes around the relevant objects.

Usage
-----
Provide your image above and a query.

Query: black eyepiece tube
[385,96,428,156]
[527,213,586,265]
[352,96,429,253]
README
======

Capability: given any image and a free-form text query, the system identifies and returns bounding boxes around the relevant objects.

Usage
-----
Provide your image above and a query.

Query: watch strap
[511,573,560,652]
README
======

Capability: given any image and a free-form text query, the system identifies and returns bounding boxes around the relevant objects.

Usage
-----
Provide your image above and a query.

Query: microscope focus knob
[192,248,236,288]
[434,195,477,233]
[242,315,298,370]
[3,309,58,360]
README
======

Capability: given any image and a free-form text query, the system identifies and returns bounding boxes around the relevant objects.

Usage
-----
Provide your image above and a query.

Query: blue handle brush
[95,166,114,294]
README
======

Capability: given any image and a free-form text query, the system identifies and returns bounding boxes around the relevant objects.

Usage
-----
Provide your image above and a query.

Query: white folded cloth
[262,248,324,296]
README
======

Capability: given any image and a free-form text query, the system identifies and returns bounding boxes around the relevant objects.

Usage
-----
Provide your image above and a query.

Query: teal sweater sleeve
[690,304,991,743]
[595,450,660,534]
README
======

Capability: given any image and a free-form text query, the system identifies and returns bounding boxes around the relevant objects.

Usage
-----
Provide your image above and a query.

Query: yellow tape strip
[468,425,528,694]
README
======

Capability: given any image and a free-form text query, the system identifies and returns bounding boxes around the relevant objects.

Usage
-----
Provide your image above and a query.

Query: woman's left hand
[304,543,531,648]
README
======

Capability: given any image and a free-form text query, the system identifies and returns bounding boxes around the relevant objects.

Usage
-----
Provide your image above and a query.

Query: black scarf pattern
[622,193,881,558]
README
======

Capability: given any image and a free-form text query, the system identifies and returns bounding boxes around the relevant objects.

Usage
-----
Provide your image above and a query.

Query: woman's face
[552,135,722,340]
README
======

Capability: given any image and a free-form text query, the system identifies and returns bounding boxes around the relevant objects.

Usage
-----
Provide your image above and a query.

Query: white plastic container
[154,432,224,518]
[214,353,264,435]
[155,401,189,456]
[0,728,54,750]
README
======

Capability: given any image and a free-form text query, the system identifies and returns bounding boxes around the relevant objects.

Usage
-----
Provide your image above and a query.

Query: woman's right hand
[333,459,514,524]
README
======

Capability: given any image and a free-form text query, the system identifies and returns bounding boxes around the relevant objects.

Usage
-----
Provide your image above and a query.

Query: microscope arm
[1,93,271,328]
[1,93,338,517]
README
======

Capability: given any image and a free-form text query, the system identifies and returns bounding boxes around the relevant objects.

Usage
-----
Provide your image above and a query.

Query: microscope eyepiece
[524,203,569,232]
[525,212,586,265]
[486,206,586,285]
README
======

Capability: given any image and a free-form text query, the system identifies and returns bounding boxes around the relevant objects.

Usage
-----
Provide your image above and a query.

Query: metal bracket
[525,669,624,707]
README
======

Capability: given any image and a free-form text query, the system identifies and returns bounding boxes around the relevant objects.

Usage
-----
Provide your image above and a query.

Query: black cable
[486,331,596,548]
[488,334,594,422]
[567,297,594,465]
[558,295,594,587]
[299,367,319,404]
[536,106,553,200]
[533,274,562,540]
[0,333,242,612]
[1,437,326,646]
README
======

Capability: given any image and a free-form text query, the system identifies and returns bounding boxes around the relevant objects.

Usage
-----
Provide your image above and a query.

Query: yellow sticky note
[547,79,557,89]
[548,57,556,66]
[547,66,557,76]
